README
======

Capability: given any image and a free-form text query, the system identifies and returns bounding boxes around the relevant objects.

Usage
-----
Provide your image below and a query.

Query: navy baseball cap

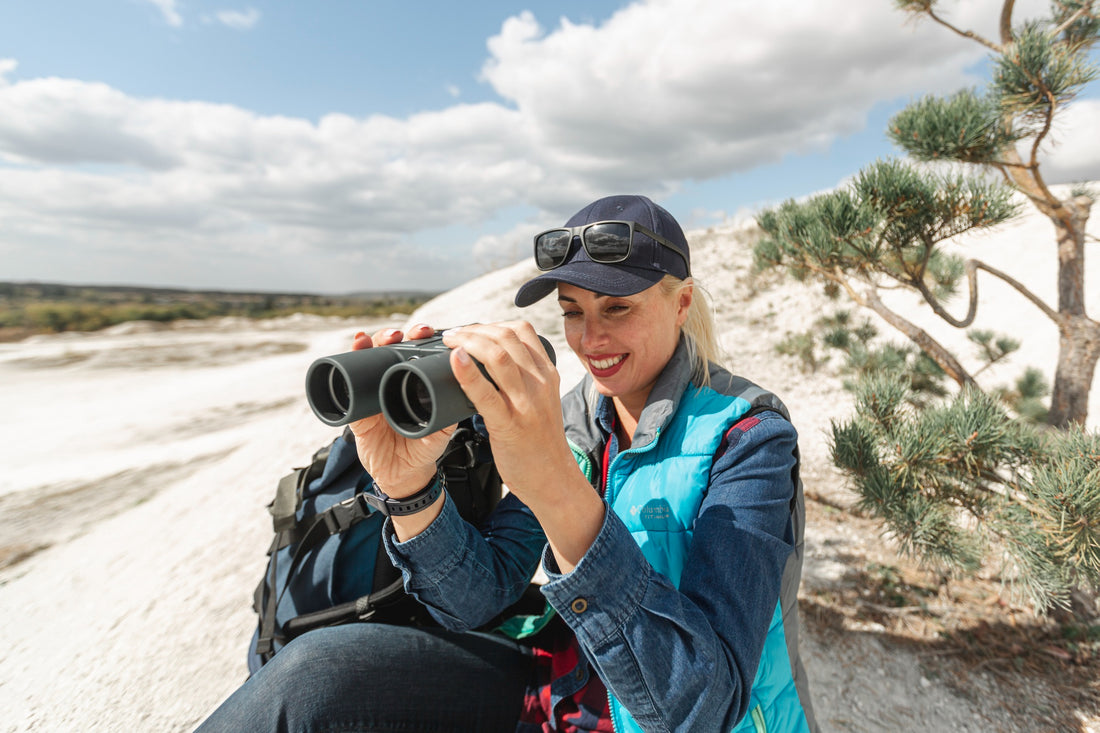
[514,194,692,307]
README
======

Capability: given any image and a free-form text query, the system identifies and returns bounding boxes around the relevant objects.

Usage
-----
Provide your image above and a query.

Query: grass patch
[0,281,436,340]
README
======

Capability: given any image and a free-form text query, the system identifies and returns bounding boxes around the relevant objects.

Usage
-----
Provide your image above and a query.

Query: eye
[605,304,629,315]
[561,309,582,319]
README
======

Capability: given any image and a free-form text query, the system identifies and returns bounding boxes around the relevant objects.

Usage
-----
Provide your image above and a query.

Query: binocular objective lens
[400,372,434,427]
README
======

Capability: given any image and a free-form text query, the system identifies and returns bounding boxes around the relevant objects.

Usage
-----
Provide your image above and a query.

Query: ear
[675,283,693,328]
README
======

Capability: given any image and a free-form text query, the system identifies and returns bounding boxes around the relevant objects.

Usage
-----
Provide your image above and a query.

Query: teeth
[590,354,625,370]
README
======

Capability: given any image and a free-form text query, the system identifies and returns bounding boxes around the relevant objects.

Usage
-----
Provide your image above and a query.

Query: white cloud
[479,2,1007,186]
[470,218,559,272]
[0,59,16,86]
[0,0,1096,292]
[144,0,183,27]
[1035,99,1100,185]
[213,7,261,30]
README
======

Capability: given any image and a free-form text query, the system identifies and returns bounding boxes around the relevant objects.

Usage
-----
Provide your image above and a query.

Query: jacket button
[570,598,588,614]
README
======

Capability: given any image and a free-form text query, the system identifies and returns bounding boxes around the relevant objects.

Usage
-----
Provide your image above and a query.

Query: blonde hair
[659,274,725,387]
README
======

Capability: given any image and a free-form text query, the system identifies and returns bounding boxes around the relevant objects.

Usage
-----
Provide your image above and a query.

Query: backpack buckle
[322,494,372,535]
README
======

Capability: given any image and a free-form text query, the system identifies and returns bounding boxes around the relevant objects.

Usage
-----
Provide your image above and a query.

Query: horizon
[2,0,1099,294]
[0,278,441,298]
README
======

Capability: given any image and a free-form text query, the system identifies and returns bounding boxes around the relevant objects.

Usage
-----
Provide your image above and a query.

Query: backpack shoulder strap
[437,420,501,525]
[256,419,507,660]
[267,429,348,534]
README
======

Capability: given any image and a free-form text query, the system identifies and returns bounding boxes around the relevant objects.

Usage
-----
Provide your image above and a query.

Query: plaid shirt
[516,407,626,732]
[517,616,614,732]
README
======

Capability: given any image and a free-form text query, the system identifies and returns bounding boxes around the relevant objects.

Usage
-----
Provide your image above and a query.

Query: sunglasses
[533,220,689,272]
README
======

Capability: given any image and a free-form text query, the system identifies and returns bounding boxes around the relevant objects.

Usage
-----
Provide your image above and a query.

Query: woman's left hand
[443,322,604,572]
[442,321,570,497]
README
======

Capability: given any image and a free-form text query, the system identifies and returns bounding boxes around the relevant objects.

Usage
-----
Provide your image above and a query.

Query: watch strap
[363,471,446,517]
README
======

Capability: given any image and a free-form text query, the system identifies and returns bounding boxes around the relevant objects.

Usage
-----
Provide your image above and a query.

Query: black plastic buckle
[321,494,372,535]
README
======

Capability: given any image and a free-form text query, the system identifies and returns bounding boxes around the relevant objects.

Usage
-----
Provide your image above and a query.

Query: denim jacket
[384,340,817,732]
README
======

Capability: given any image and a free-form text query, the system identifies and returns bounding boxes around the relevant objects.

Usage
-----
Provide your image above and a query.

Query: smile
[588,354,627,374]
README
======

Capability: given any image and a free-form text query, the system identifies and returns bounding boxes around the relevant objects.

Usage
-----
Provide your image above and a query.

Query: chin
[588,376,617,397]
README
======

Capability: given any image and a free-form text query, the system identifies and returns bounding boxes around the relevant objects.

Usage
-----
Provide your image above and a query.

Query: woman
[197,195,817,732]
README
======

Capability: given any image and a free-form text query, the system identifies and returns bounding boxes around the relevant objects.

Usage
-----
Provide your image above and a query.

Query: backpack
[247,416,502,674]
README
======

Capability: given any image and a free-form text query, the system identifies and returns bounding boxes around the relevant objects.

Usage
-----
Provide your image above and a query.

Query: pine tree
[755,1,1100,612]
[758,0,1099,427]
[832,375,1099,612]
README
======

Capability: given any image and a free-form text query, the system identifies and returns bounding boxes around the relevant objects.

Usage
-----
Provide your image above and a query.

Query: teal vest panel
[605,387,751,587]
[729,604,809,733]
[600,385,809,733]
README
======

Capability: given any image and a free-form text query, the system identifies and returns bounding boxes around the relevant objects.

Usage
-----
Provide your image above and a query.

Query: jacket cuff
[540,504,650,646]
[382,492,467,585]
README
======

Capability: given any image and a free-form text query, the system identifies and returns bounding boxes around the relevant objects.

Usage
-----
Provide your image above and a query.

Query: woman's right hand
[347,323,455,499]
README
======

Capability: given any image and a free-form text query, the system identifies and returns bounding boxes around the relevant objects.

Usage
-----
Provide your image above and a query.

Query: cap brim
[514,261,664,307]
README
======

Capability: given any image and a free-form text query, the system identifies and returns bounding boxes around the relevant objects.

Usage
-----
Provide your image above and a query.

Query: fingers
[443,322,570,500]
[444,321,551,376]
[449,343,506,416]
[352,323,436,351]
[443,321,559,419]
[404,323,436,340]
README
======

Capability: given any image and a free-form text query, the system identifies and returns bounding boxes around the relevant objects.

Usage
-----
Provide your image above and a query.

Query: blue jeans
[195,623,533,733]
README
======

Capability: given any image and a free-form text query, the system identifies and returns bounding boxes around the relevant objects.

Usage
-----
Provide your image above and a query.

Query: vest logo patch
[631,499,680,531]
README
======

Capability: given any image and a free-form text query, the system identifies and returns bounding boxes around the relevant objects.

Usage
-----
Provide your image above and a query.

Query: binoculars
[306,331,556,438]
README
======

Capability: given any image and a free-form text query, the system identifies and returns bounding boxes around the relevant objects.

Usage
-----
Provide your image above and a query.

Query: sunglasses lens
[583,222,632,262]
[535,230,573,269]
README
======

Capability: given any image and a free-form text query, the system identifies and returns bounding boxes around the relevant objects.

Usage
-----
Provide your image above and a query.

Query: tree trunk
[1049,313,1100,427]
[1048,196,1097,427]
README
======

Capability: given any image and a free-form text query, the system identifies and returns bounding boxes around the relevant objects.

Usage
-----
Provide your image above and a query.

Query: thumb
[450,346,502,415]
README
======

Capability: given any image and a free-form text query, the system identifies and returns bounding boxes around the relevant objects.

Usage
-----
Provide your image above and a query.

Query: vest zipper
[602,429,661,733]
[602,428,660,508]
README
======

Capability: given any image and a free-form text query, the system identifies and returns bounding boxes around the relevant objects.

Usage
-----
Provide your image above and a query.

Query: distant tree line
[0,282,435,340]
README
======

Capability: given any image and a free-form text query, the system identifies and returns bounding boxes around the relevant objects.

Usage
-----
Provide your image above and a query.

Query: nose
[580,312,608,352]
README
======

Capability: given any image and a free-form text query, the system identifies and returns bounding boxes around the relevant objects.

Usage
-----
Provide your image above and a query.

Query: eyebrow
[557,292,613,304]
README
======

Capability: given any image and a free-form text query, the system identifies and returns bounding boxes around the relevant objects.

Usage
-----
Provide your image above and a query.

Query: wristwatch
[362,470,446,517]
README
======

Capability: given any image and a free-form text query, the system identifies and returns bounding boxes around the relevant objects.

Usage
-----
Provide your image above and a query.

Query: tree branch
[973,257,1063,321]
[987,158,1038,171]
[862,288,979,387]
[912,270,979,328]
[908,257,1062,328]
[999,146,1063,216]
[971,353,1012,377]
[999,0,1016,45]
[1051,2,1097,38]
[1016,57,1060,171]
[922,5,1004,52]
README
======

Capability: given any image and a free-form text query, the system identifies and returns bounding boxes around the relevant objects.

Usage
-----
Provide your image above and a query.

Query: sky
[1,0,1098,295]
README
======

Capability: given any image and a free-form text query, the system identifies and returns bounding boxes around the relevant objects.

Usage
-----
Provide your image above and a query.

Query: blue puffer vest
[561,340,817,733]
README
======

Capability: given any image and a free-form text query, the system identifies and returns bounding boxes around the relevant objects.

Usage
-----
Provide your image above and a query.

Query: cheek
[564,321,584,356]
[642,313,681,365]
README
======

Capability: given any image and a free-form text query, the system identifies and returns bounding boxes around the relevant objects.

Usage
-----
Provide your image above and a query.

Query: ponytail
[659,275,725,387]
